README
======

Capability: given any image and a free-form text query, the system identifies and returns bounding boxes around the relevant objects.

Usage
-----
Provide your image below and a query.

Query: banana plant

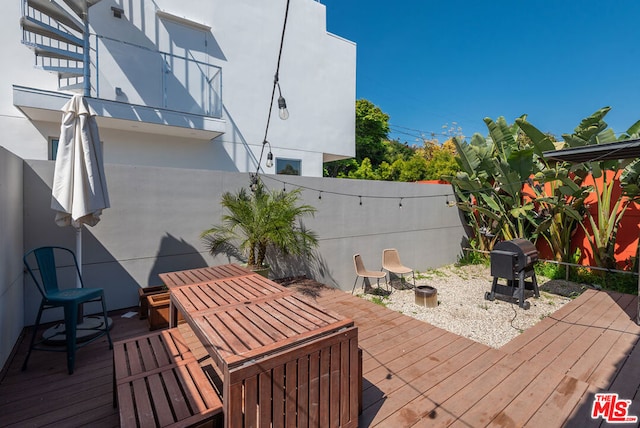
[556,109,640,269]
[448,116,546,250]
[516,117,589,263]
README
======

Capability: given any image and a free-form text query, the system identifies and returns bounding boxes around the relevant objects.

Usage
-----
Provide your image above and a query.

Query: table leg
[169,300,177,328]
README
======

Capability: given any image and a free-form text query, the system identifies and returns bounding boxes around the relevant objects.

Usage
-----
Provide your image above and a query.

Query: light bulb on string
[266,151,273,168]
[278,95,289,120]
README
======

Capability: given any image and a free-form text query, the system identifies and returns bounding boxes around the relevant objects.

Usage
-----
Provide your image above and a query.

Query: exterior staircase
[20,0,102,95]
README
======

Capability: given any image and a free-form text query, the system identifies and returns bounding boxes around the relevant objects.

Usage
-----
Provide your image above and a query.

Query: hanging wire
[254,0,292,182]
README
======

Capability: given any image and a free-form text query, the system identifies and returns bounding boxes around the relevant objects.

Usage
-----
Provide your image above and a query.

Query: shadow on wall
[269,250,336,288]
[148,233,209,286]
[91,0,226,118]
[22,164,139,320]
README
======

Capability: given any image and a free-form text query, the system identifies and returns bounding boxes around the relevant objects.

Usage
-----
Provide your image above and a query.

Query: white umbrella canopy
[52,94,109,230]
[47,94,111,340]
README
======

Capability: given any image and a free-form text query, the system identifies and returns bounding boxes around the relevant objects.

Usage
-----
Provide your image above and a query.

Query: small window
[276,158,301,176]
[49,138,59,161]
[111,6,124,19]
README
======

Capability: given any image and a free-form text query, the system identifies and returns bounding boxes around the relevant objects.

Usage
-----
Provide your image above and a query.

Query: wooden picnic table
[158,263,253,289]
[162,265,360,427]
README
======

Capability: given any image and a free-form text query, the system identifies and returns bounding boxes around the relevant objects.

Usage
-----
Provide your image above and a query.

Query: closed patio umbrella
[48,94,111,340]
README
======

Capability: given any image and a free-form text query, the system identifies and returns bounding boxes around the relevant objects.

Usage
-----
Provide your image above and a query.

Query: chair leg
[22,303,45,371]
[100,293,113,349]
[351,276,359,294]
[64,303,79,375]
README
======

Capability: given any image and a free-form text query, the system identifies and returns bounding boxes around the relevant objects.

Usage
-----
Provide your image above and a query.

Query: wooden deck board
[1,285,639,427]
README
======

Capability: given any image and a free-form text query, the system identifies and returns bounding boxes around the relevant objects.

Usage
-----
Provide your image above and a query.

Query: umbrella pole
[76,226,84,322]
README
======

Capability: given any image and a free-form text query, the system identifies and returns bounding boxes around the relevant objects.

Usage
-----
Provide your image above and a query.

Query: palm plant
[201,183,318,269]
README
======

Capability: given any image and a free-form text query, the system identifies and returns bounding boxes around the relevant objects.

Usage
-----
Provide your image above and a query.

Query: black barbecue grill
[486,238,540,309]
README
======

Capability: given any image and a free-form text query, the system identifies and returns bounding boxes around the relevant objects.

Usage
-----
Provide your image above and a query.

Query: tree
[398,157,429,182]
[384,139,415,163]
[324,99,390,178]
[347,158,379,180]
[424,149,459,181]
[354,99,389,166]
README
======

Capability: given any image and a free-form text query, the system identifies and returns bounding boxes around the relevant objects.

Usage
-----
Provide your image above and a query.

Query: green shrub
[456,249,489,267]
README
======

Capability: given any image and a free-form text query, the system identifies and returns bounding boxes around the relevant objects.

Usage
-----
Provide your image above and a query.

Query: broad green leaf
[507,148,535,181]
[596,128,617,145]
[478,192,501,211]
[494,161,522,197]
[564,206,584,222]
[473,205,502,222]
[516,118,557,155]
[623,120,640,138]
[485,116,517,158]
[453,137,480,175]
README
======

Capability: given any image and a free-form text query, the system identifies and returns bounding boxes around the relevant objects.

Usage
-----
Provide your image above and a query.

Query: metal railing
[94,35,223,118]
[20,0,223,119]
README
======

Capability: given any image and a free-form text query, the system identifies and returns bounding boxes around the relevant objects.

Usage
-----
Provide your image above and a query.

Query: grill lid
[491,238,539,274]
[493,238,537,258]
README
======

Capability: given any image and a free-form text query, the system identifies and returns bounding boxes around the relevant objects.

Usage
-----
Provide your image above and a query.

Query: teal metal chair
[23,246,113,374]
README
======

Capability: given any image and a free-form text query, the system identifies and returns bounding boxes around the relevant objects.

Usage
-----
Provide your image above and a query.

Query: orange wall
[423,175,640,269]
[570,172,640,269]
[530,171,639,269]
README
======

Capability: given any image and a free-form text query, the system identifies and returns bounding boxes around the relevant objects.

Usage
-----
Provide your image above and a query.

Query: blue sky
[321,0,640,145]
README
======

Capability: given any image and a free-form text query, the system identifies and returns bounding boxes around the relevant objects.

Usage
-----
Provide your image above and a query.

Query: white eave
[13,85,226,140]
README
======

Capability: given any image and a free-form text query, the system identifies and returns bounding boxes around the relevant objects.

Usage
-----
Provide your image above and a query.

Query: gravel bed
[356,264,589,349]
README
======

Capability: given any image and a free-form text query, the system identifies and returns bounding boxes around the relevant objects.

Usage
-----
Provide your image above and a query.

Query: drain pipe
[83,10,90,97]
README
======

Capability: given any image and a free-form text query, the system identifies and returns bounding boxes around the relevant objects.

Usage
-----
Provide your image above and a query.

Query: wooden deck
[1,287,639,427]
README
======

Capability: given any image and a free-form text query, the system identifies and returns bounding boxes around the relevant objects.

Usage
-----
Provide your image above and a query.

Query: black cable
[255,0,291,180]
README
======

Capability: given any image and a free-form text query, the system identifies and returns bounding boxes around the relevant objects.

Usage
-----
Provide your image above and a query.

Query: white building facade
[2,0,356,176]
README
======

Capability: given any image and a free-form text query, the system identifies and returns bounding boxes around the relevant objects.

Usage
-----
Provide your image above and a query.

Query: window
[49,138,59,161]
[276,158,301,176]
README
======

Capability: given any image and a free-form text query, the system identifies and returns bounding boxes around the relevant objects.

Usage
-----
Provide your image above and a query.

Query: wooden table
[158,263,253,289]
[163,267,360,427]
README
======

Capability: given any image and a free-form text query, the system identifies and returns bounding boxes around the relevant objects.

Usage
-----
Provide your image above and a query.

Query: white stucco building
[2,0,356,176]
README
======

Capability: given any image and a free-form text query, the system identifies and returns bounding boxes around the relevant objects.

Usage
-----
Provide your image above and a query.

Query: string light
[258,173,554,206]
[399,198,403,208]
[318,191,322,200]
[252,0,291,187]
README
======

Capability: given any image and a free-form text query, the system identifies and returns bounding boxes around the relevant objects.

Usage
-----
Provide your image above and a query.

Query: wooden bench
[224,326,360,427]
[113,328,223,428]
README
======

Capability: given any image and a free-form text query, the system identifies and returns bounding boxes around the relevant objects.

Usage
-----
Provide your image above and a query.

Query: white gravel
[356,264,587,349]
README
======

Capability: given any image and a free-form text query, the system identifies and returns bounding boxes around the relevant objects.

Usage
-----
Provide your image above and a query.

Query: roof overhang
[13,85,226,141]
[542,138,640,163]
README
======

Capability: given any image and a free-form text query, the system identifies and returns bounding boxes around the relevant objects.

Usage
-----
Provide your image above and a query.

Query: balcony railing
[94,35,223,119]
[20,0,223,120]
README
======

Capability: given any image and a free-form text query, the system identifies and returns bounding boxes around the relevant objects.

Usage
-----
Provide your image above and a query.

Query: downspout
[83,10,90,97]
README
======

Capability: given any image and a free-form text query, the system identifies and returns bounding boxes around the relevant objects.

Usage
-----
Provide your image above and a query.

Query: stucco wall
[22,160,465,325]
[2,0,355,177]
[0,147,24,369]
